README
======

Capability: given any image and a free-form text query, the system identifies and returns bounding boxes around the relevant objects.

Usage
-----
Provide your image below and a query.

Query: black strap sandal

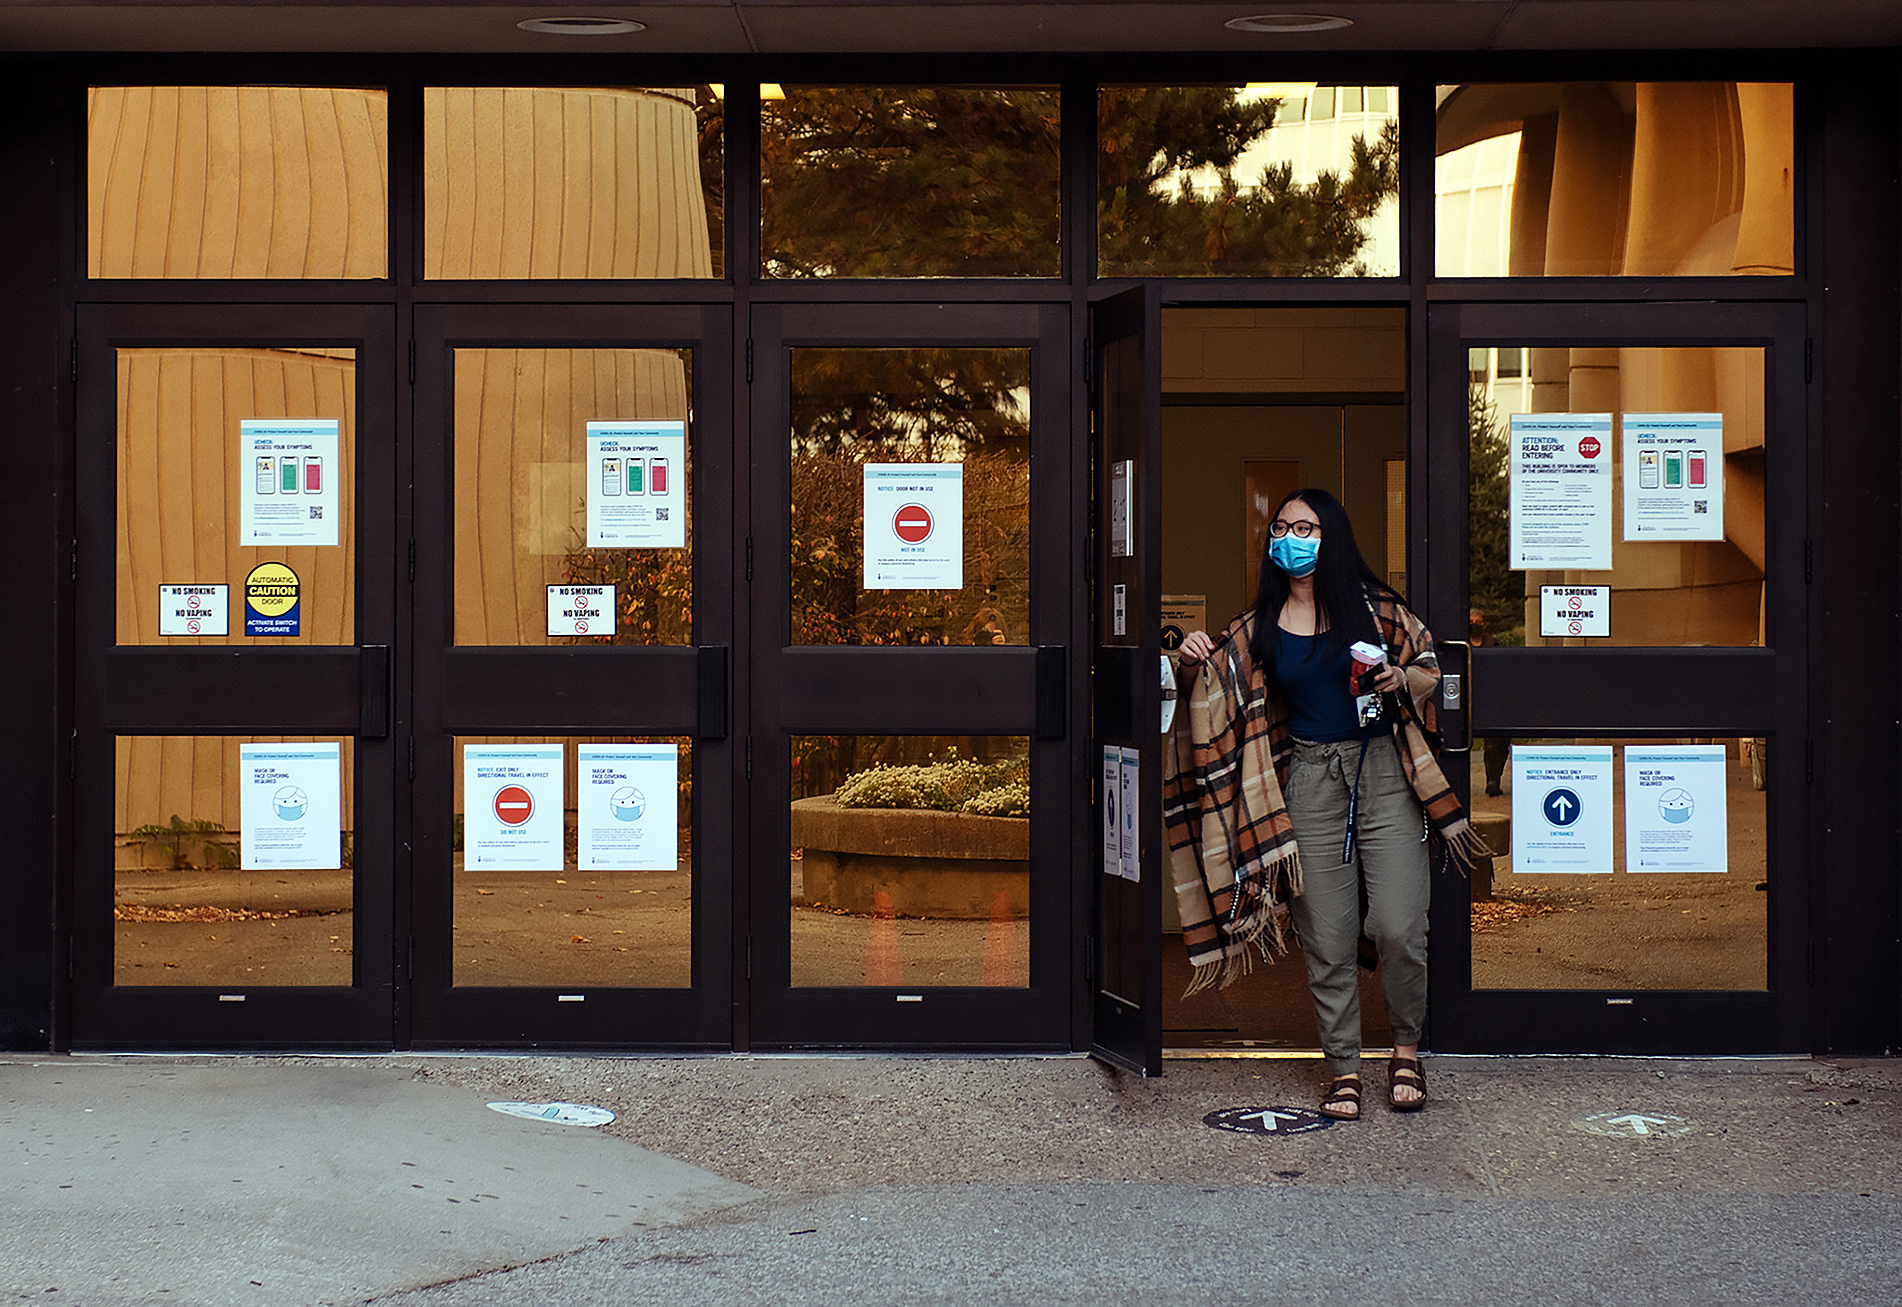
[1388,1057,1428,1112]
[1319,1075,1362,1121]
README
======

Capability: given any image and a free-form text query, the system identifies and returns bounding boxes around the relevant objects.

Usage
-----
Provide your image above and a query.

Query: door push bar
[1437,638,1471,754]
[697,645,729,739]
[359,644,391,738]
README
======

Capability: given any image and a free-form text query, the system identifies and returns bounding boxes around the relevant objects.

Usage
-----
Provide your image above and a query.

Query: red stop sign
[893,503,934,544]
[1578,436,1602,459]
[493,784,535,827]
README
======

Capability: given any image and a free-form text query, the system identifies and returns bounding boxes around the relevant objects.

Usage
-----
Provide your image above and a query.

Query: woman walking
[1166,489,1482,1119]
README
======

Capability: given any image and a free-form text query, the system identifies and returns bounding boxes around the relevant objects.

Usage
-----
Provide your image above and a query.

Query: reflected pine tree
[1468,383,1521,639]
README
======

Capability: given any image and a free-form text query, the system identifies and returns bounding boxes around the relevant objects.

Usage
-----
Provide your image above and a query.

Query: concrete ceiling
[0,1,1897,56]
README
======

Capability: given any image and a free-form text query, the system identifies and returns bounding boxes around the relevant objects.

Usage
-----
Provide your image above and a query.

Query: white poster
[577,744,678,872]
[240,419,340,547]
[158,584,228,636]
[1512,745,1614,874]
[547,585,614,637]
[1510,413,1613,570]
[1160,595,1206,653]
[463,744,565,871]
[863,463,964,590]
[1101,747,1121,877]
[1623,413,1725,542]
[1539,585,1610,639]
[1624,745,1729,873]
[1118,746,1141,882]
[586,420,687,549]
[239,742,342,871]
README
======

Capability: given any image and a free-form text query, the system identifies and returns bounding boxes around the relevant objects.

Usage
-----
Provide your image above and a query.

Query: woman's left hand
[1372,663,1408,694]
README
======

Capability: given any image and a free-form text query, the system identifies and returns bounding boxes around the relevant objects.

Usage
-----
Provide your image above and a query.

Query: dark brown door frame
[744,300,1074,1049]
[406,302,736,1048]
[70,302,400,1048]
[1423,298,1812,1054]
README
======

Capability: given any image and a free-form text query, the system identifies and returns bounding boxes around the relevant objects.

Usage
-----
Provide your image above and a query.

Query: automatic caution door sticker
[463,744,565,871]
[159,584,229,636]
[244,562,301,637]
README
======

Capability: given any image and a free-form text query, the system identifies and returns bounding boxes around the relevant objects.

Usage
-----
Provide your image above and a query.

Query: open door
[1090,285,1163,1074]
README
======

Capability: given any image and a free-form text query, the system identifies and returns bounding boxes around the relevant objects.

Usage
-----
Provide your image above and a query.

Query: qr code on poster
[309,506,324,519]
[656,508,669,521]
[1692,500,1707,514]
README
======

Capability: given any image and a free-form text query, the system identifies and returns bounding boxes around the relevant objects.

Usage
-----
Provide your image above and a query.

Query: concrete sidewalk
[5,1051,1899,1304]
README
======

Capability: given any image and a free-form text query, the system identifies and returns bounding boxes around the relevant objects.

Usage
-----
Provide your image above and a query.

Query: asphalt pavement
[4,1051,1899,1305]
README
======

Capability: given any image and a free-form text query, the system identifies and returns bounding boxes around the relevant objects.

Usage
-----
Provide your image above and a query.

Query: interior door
[72,304,398,1047]
[1426,300,1810,1053]
[408,304,734,1047]
[1089,285,1163,1075]
[746,302,1072,1049]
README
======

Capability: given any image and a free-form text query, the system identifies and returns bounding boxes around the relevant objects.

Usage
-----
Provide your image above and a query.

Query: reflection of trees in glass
[791,349,1030,647]
[1468,383,1521,638]
[1099,87,1399,277]
[761,88,1061,278]
[693,87,725,279]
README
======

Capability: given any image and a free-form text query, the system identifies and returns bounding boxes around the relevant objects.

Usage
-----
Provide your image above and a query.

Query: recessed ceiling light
[517,16,646,36]
[1225,14,1355,33]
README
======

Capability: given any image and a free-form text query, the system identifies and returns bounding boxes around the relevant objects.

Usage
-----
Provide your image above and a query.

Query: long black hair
[1248,487,1404,674]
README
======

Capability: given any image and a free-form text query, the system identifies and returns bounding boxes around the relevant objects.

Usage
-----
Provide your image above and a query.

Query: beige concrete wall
[1163,307,1405,395]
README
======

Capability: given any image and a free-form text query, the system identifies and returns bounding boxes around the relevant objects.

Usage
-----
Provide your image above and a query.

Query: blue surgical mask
[1269,533,1320,578]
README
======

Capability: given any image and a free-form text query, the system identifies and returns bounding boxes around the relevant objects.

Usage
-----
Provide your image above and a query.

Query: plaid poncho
[1161,595,1485,994]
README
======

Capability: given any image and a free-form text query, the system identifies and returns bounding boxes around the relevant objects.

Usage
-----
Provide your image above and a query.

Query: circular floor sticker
[1571,1110,1693,1138]
[488,1101,616,1127]
[1204,1106,1334,1136]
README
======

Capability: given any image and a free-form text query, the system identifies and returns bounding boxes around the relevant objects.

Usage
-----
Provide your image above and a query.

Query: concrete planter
[791,796,1029,919]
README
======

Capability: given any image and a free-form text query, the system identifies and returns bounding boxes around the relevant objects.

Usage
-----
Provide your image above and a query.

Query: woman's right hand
[1176,630,1215,667]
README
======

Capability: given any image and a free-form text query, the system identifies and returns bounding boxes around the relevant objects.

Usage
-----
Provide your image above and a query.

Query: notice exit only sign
[1540,585,1609,638]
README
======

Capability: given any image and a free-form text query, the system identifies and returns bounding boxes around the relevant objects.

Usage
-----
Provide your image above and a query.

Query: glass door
[746,303,1073,1048]
[72,304,398,1046]
[408,304,734,1047]
[1426,300,1810,1052]
[1090,286,1163,1075]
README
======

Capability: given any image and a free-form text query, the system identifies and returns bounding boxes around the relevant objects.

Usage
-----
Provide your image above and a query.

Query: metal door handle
[1438,638,1471,754]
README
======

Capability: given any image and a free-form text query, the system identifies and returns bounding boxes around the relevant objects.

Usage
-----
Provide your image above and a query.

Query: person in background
[1167,489,1484,1120]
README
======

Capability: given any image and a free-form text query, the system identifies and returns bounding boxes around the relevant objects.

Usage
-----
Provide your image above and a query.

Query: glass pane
[424,86,722,280]
[1098,85,1399,277]
[454,348,692,646]
[117,347,357,646]
[89,87,388,279]
[790,736,1029,988]
[115,736,355,986]
[761,87,1061,278]
[790,348,1029,646]
[453,736,692,988]
[1435,83,1793,277]
[1468,346,1766,648]
[1468,737,1768,991]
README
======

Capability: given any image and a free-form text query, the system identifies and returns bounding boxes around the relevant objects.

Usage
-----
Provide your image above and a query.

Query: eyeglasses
[1268,520,1320,539]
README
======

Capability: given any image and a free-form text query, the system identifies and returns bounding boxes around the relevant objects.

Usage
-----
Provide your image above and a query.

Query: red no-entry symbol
[893,503,934,544]
[494,784,535,827]
[1578,436,1602,459]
